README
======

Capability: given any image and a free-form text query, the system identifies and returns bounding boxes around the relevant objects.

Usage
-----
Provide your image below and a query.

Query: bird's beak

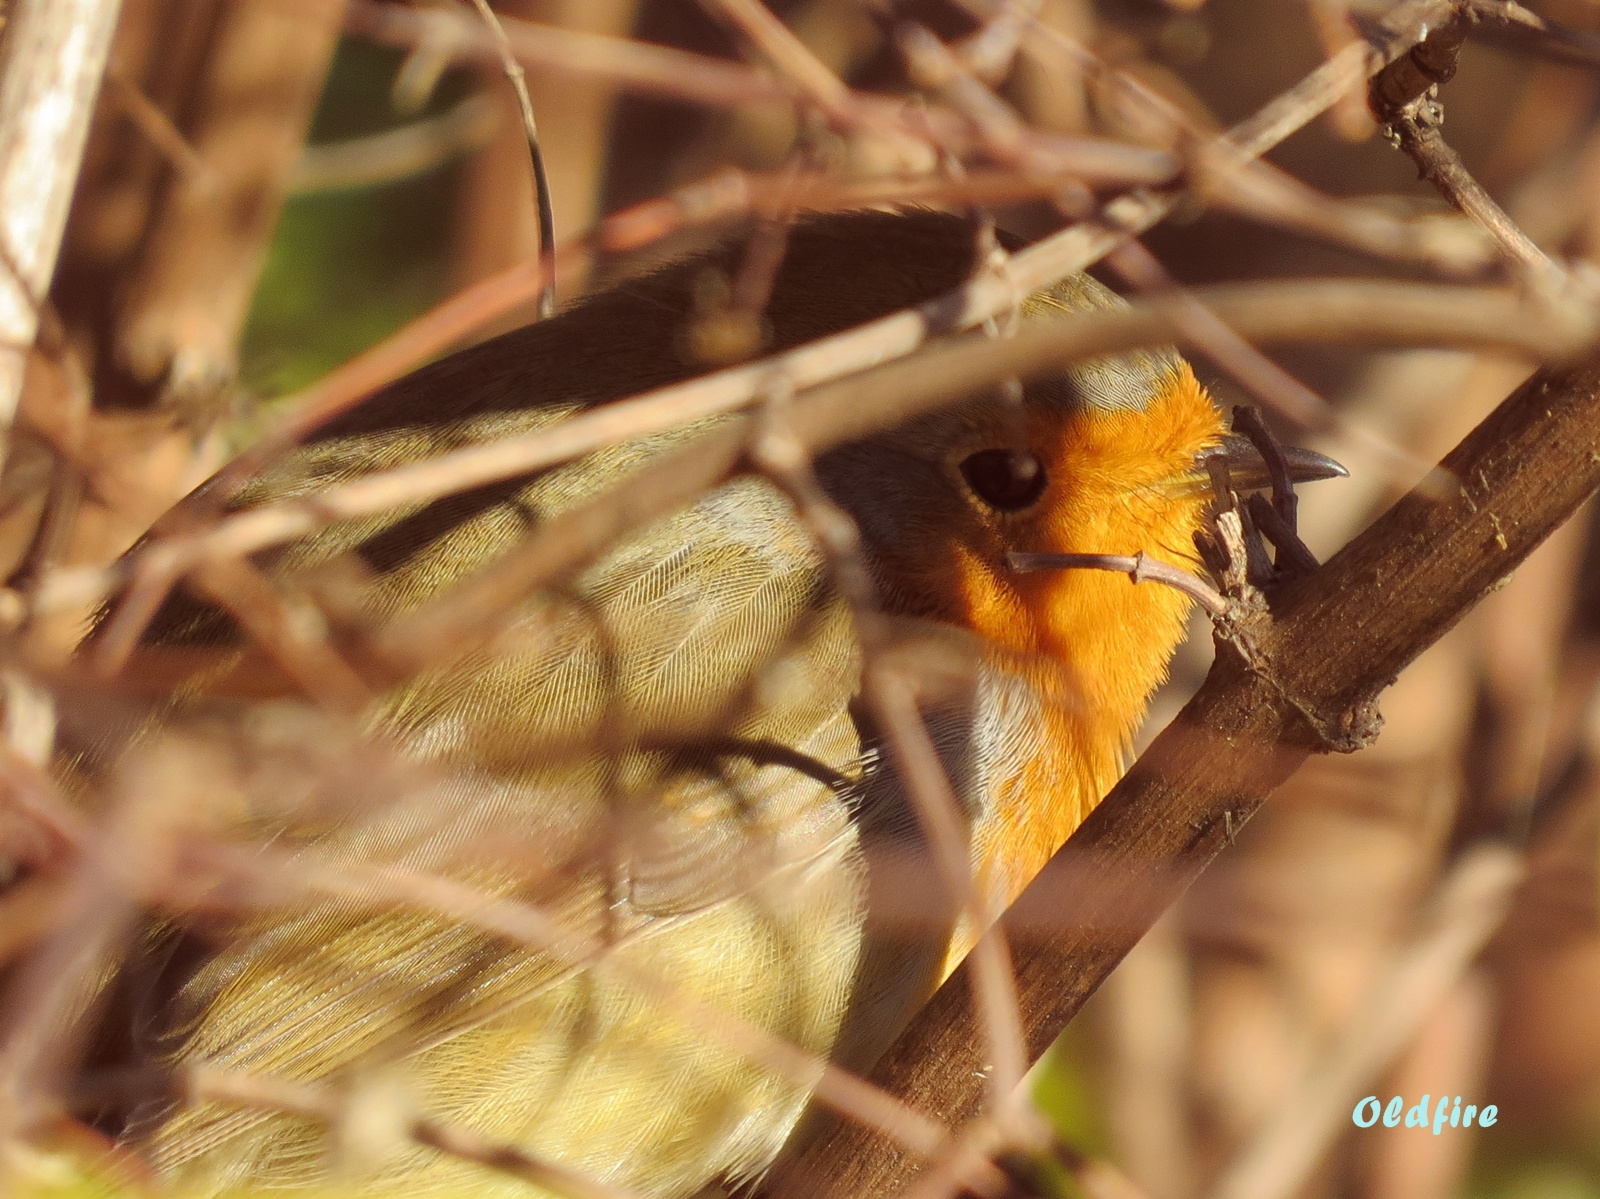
[1178,434,1347,493]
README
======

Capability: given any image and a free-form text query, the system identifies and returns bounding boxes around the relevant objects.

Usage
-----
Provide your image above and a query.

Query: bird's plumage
[83,210,1224,1196]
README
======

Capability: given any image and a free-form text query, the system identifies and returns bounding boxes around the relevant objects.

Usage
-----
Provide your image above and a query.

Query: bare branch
[289,92,499,195]
[1385,109,1562,286]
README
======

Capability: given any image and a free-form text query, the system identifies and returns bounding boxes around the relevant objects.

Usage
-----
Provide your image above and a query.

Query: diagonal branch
[760,344,1600,1199]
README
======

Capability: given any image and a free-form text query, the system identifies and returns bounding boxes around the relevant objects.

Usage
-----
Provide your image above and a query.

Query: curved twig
[1005,551,1231,617]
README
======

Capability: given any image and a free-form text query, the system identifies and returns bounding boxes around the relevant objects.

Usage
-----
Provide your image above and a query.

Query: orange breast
[942,366,1222,973]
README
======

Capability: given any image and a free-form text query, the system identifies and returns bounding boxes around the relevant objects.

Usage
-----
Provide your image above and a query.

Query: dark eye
[959,449,1048,512]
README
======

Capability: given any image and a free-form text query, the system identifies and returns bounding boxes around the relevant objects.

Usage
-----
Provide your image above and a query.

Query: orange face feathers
[987,362,1221,725]
[945,364,1222,928]
[817,303,1224,960]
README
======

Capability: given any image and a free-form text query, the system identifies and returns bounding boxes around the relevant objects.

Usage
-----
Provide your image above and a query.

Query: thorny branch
[1367,10,1563,289]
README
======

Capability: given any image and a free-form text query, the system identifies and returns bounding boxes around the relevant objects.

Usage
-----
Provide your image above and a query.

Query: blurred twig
[0,0,123,463]
[103,69,215,193]
[1207,844,1524,1199]
[698,0,854,123]
[289,91,500,195]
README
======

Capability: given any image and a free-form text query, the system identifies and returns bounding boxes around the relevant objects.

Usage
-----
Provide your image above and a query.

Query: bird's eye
[960,449,1048,512]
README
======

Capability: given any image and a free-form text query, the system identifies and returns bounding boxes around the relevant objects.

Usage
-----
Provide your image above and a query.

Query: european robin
[80,210,1340,1196]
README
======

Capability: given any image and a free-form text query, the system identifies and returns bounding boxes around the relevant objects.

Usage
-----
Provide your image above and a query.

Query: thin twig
[1192,149,1491,275]
[1105,238,1330,428]
[897,23,1036,174]
[1006,551,1231,617]
[698,0,853,122]
[459,0,556,318]
[188,556,373,714]
[104,69,217,192]
[750,398,1029,1107]
[956,0,1044,84]
[90,1063,645,1199]
[1472,0,1600,68]
[1368,11,1564,290]
[1303,0,1376,141]
[1386,109,1562,287]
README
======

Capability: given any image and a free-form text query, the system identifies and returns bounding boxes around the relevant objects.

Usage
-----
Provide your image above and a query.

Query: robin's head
[816,273,1224,750]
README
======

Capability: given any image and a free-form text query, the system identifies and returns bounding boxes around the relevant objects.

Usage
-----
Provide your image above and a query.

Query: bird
[77,208,1341,1197]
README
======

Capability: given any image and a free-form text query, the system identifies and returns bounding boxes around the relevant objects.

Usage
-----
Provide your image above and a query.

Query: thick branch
[763,351,1600,1197]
